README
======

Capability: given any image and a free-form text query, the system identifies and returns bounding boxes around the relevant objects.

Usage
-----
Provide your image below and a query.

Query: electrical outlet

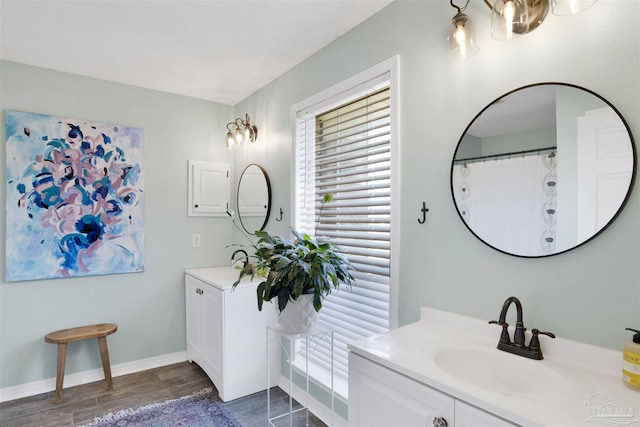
[192,234,201,248]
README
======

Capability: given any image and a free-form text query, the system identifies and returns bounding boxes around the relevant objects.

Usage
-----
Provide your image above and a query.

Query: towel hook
[418,202,429,224]
[275,208,283,221]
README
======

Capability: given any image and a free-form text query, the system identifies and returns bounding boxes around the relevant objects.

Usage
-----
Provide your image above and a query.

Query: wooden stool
[44,323,117,403]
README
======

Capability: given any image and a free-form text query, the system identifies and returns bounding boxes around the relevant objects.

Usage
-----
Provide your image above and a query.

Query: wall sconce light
[447,0,597,58]
[226,113,258,148]
[446,0,480,60]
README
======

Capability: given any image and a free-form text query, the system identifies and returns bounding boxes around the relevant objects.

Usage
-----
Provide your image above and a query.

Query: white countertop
[185,266,258,290]
[348,307,640,427]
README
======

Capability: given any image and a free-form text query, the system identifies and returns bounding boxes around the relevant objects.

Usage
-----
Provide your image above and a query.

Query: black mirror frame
[237,163,272,235]
[450,82,637,258]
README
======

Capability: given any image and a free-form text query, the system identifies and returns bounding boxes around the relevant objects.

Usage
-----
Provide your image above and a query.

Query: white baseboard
[278,375,349,427]
[0,351,187,403]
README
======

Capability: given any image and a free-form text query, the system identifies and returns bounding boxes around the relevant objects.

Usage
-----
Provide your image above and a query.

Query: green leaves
[234,225,355,313]
[256,281,266,311]
[233,192,354,313]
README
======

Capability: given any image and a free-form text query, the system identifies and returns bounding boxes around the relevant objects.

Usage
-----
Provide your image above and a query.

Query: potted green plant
[232,194,355,333]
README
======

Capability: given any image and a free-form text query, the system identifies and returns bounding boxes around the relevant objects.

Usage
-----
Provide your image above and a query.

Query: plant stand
[267,325,334,427]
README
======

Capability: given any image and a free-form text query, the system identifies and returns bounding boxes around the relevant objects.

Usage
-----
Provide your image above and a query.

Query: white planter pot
[276,294,318,334]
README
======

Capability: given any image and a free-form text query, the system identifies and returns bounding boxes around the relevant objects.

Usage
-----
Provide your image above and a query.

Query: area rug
[81,388,242,427]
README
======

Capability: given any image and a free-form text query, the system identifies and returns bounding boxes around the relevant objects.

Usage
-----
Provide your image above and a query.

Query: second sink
[431,345,576,400]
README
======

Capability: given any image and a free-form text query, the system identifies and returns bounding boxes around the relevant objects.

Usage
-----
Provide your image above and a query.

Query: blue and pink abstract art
[5,110,145,281]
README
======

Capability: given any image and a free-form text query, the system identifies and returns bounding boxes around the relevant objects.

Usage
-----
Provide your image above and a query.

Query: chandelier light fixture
[226,113,258,148]
[447,0,597,59]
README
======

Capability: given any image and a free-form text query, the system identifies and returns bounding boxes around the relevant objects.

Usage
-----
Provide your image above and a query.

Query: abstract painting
[5,110,145,281]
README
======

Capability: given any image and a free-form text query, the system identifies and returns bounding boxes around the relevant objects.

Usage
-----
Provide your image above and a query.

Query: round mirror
[237,164,271,234]
[450,83,636,257]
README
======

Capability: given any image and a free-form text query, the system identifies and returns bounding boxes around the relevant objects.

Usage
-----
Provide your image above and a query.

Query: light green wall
[480,126,556,156]
[233,0,640,351]
[0,61,235,389]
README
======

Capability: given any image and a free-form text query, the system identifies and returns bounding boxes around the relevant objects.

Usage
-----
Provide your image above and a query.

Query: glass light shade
[551,0,596,15]
[225,114,258,147]
[446,12,479,60]
[491,0,530,40]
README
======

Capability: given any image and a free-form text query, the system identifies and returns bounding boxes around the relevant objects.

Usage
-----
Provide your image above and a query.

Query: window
[292,58,397,398]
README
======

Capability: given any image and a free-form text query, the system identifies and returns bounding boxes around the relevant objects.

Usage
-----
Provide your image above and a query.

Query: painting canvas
[5,110,145,281]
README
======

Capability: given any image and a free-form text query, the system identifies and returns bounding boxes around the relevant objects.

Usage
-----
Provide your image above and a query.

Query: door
[185,276,203,361]
[202,284,224,388]
[576,107,633,240]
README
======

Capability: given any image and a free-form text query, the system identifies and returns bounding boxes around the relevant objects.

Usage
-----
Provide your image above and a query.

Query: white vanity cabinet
[349,353,518,427]
[349,307,640,427]
[185,267,277,402]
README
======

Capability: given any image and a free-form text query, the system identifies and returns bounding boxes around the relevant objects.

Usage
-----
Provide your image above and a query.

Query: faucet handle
[529,328,556,350]
[489,320,511,344]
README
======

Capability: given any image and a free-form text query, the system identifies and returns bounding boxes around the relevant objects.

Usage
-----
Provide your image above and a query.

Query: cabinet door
[237,165,269,216]
[456,401,519,427]
[349,353,454,427]
[185,276,203,360]
[188,160,230,216]
[201,284,224,388]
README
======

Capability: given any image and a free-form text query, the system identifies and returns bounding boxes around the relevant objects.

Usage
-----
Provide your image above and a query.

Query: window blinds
[294,87,391,387]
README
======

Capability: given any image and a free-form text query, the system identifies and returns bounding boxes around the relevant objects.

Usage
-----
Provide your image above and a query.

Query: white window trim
[290,55,400,330]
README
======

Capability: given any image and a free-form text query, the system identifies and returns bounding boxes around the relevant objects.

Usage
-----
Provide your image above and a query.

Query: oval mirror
[450,83,636,257]
[237,164,271,234]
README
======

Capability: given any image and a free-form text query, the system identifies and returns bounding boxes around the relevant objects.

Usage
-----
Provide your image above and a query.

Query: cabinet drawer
[456,401,519,427]
[349,353,454,427]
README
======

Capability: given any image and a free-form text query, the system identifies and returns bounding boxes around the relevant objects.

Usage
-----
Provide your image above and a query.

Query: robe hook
[276,208,283,221]
[418,202,429,224]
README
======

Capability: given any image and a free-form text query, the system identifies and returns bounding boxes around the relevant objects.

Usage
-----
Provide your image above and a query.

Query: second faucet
[489,296,555,360]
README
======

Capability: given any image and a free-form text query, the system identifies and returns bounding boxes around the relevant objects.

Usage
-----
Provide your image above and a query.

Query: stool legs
[53,337,113,403]
[54,343,67,403]
[97,336,113,391]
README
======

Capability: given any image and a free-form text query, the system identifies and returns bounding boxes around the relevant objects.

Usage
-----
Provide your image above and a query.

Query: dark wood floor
[0,361,327,427]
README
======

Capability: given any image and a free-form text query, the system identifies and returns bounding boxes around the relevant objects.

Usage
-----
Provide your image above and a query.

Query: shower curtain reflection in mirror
[452,153,558,256]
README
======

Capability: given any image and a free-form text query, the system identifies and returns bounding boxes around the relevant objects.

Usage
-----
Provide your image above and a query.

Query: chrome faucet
[230,249,249,268]
[489,296,555,360]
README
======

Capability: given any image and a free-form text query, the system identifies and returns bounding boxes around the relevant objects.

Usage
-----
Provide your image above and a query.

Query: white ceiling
[0,0,393,105]
[467,85,557,138]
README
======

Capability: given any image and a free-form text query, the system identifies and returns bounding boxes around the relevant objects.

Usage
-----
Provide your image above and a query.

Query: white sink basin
[431,344,576,400]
